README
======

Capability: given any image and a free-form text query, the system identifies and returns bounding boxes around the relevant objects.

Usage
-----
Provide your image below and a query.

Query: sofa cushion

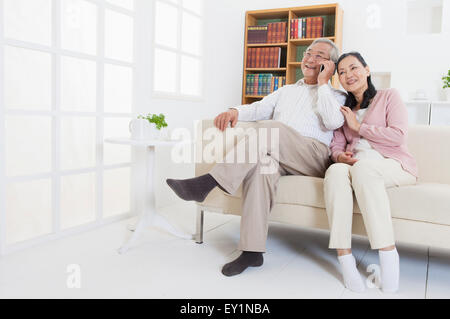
[387,183,450,226]
[227,175,326,208]
[226,176,450,226]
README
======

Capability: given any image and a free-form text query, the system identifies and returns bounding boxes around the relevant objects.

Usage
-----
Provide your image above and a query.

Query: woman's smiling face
[337,55,370,93]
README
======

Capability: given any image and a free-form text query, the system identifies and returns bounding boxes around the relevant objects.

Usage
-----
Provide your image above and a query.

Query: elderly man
[167,38,346,276]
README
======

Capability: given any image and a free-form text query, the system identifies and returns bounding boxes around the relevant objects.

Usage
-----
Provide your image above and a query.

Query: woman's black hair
[337,52,377,110]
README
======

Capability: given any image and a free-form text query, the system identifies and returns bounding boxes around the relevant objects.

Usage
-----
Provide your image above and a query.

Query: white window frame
[152,0,204,101]
[0,0,136,255]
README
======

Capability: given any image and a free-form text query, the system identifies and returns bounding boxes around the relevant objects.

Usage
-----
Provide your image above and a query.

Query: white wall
[135,0,450,208]
[340,0,450,101]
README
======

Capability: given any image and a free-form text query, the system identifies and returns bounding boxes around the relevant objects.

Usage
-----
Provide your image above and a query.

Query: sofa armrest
[194,119,259,177]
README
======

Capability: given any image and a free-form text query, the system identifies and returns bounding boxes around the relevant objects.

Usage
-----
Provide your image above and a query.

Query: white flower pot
[446,89,450,101]
[147,123,160,140]
[129,120,161,140]
[129,119,150,140]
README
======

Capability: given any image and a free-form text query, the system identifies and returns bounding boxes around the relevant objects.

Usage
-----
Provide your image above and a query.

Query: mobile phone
[320,63,337,74]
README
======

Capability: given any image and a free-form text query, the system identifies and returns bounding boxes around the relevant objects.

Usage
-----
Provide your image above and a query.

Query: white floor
[1,201,450,299]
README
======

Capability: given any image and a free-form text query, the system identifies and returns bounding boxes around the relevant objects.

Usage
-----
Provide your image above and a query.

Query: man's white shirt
[231,79,347,147]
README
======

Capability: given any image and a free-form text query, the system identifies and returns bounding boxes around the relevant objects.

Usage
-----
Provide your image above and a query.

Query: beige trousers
[209,120,331,252]
[324,159,417,250]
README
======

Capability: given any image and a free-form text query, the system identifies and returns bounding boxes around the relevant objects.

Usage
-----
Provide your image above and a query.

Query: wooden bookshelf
[242,4,343,104]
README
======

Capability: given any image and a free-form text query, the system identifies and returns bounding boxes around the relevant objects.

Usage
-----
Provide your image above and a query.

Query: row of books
[246,74,286,96]
[246,47,284,68]
[247,22,288,44]
[290,17,324,39]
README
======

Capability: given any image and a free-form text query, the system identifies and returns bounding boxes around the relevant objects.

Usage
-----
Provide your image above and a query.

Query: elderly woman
[324,52,418,293]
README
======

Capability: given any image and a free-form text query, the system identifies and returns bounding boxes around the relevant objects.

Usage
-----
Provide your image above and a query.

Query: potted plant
[443,69,450,101]
[137,113,169,140]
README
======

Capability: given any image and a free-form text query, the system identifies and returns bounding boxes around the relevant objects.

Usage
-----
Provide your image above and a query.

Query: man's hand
[317,60,336,86]
[337,151,358,166]
[214,109,239,132]
[340,106,361,134]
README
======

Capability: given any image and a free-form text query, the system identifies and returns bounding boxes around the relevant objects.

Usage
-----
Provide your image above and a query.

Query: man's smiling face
[301,42,332,82]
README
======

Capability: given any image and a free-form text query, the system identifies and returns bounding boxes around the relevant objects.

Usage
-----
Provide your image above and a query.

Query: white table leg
[119,145,192,254]
[118,214,149,254]
[150,213,192,239]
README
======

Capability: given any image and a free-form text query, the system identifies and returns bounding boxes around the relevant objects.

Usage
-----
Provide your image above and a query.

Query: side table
[104,138,193,254]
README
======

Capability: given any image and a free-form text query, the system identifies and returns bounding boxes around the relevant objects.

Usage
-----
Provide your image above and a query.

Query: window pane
[180,55,201,96]
[182,0,202,15]
[61,0,97,55]
[60,117,96,170]
[103,167,130,217]
[4,46,51,111]
[61,56,97,112]
[103,118,131,165]
[105,10,134,62]
[181,12,202,56]
[4,0,52,46]
[61,173,96,229]
[104,64,133,113]
[5,116,52,177]
[6,179,52,245]
[154,1,178,49]
[153,48,177,93]
[106,0,134,11]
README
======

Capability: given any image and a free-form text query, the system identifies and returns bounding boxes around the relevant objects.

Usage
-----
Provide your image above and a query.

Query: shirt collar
[296,78,319,87]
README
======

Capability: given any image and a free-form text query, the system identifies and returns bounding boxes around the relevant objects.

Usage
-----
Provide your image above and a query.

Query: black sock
[222,251,264,277]
[166,174,227,202]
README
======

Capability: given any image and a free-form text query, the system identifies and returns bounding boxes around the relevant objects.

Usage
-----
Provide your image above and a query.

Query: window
[0,0,135,254]
[153,0,204,99]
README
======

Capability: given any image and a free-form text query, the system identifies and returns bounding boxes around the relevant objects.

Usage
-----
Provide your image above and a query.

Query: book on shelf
[247,26,268,44]
[247,47,285,68]
[306,17,312,38]
[268,22,287,43]
[247,22,287,44]
[289,17,324,39]
[246,74,286,96]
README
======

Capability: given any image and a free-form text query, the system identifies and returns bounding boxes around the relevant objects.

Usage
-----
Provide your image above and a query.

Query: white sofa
[194,119,450,249]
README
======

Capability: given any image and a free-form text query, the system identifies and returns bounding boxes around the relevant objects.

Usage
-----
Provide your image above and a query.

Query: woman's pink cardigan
[330,88,419,178]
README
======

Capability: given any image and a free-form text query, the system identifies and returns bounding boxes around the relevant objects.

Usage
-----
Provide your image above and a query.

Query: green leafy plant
[443,69,450,89]
[138,113,168,130]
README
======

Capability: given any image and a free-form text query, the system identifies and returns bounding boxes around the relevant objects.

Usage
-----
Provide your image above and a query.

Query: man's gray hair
[307,38,340,63]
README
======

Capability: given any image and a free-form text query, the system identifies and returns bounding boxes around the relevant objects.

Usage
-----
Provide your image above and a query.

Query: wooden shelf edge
[245,68,287,72]
[247,43,288,47]
[245,95,266,98]
[289,36,335,44]
[246,3,339,17]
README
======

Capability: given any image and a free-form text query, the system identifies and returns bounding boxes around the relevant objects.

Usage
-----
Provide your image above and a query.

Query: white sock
[379,248,400,293]
[338,254,366,293]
